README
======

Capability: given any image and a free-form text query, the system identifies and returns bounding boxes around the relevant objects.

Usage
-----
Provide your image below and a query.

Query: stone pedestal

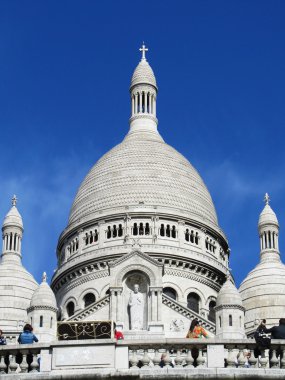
[148,321,164,333]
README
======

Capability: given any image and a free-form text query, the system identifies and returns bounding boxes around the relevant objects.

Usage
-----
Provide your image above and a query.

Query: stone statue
[128,284,144,330]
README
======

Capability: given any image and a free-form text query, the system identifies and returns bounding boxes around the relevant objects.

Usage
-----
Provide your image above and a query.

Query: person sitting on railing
[18,324,38,344]
[0,329,6,345]
[186,318,208,338]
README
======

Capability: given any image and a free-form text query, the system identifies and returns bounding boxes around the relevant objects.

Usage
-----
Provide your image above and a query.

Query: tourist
[18,324,38,344]
[0,329,6,345]
[254,319,271,349]
[113,323,124,340]
[186,318,208,338]
[262,318,285,339]
[159,353,174,368]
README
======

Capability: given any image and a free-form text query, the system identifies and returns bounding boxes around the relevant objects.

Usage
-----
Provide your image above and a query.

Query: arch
[183,287,206,305]
[114,263,156,287]
[83,292,96,308]
[208,300,216,322]
[187,292,200,314]
[66,301,75,318]
[163,287,177,300]
[162,281,183,301]
[40,315,43,327]
[79,288,100,307]
[229,314,233,326]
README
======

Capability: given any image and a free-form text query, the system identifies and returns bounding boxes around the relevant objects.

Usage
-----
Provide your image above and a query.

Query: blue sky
[0,0,284,287]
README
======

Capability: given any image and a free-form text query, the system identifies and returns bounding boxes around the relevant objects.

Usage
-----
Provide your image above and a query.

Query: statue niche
[124,272,149,330]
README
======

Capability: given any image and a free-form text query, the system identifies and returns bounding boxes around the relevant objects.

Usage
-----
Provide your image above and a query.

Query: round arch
[162,281,183,301]
[114,264,155,286]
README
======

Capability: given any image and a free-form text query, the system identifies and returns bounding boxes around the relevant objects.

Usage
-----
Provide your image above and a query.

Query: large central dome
[69,132,218,226]
[68,47,218,229]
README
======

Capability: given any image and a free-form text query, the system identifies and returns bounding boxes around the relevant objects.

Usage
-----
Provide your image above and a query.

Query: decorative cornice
[27,305,58,313]
[215,304,245,312]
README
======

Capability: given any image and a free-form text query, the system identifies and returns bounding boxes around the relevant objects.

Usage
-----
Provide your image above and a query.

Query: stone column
[131,95,135,116]
[135,93,138,114]
[98,221,105,248]
[178,220,185,247]
[139,92,142,113]
[77,229,84,255]
[110,289,116,321]
[116,287,123,322]
[144,91,147,113]
[151,289,156,322]
[153,96,156,116]
[157,288,162,321]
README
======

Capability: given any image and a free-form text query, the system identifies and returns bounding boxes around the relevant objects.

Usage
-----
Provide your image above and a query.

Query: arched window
[85,233,89,245]
[195,232,199,245]
[185,229,190,242]
[145,223,150,235]
[171,226,176,238]
[40,316,43,327]
[139,223,144,235]
[94,230,98,242]
[133,223,138,236]
[66,301,75,318]
[219,316,222,328]
[83,293,96,308]
[208,300,216,322]
[166,225,171,237]
[90,232,93,243]
[163,287,177,301]
[160,224,165,237]
[118,224,123,237]
[113,225,117,238]
[187,292,200,314]
[50,317,53,328]
[107,226,111,239]
[229,314,233,326]
[190,231,194,243]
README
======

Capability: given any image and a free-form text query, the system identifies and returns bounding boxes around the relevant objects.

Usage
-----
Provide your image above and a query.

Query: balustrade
[0,339,285,375]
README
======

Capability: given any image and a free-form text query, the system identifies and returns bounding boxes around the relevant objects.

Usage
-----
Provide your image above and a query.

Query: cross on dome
[139,42,148,61]
[12,194,17,207]
[264,193,270,205]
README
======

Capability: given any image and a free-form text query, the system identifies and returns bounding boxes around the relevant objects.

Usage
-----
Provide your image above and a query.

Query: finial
[139,42,148,61]
[12,195,17,207]
[42,272,47,282]
[264,193,270,205]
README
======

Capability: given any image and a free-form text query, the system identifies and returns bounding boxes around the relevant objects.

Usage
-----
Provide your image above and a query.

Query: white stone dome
[68,131,218,227]
[131,59,157,89]
[239,259,285,327]
[2,205,23,229]
[0,261,38,331]
[30,274,57,310]
[216,278,243,308]
[258,204,278,227]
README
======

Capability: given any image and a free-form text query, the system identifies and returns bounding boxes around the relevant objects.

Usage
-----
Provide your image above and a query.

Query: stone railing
[1,338,285,378]
[0,344,41,374]
[122,338,285,369]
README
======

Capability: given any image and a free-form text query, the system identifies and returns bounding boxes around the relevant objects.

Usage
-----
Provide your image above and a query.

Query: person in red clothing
[113,323,124,340]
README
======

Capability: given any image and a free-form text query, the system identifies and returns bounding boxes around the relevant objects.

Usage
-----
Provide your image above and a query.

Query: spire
[1,196,23,263]
[258,193,280,262]
[12,194,17,207]
[139,42,148,61]
[42,272,47,282]
[127,44,161,140]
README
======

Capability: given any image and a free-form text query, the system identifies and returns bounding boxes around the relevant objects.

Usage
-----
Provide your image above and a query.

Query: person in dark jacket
[18,324,38,344]
[263,318,285,339]
[0,329,6,345]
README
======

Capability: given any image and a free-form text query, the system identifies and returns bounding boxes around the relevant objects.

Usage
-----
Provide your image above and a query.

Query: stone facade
[0,46,285,346]
[51,45,230,337]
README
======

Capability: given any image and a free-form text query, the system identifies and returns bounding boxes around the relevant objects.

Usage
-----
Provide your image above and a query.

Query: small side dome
[30,273,57,310]
[131,60,157,89]
[130,44,157,89]
[2,195,23,230]
[216,277,243,308]
[258,204,278,227]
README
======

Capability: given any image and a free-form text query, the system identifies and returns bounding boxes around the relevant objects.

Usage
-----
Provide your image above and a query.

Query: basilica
[1,45,285,344]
